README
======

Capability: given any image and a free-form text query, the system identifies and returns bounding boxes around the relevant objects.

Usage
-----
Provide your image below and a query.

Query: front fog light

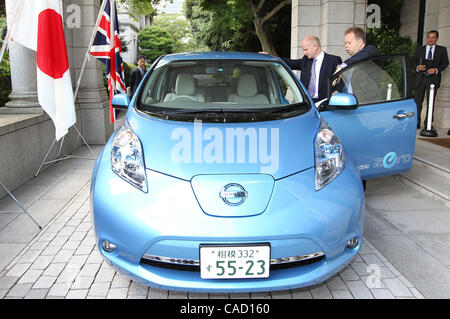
[102,240,117,253]
[346,237,359,249]
[111,126,148,192]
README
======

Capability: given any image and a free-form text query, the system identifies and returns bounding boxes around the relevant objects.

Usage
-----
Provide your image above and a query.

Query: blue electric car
[90,52,416,292]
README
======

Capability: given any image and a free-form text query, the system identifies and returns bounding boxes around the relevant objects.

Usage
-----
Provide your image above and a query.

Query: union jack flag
[89,0,125,123]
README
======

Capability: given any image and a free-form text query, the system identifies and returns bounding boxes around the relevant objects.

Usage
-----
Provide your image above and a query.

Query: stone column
[291,0,367,60]
[435,0,450,129]
[70,0,113,144]
[0,0,42,114]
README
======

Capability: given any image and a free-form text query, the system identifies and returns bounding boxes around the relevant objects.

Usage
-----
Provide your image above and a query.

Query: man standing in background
[129,55,146,97]
[414,30,449,130]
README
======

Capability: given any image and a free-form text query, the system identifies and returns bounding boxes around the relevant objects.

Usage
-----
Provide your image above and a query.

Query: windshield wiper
[259,103,306,114]
[161,108,257,115]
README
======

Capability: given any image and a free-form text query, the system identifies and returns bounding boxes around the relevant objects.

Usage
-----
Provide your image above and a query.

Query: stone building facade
[291,0,368,59]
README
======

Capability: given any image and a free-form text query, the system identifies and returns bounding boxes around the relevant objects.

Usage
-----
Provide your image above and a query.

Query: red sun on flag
[36,9,69,79]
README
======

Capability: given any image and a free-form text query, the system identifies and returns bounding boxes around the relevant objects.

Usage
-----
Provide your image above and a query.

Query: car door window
[322,54,416,180]
[331,56,405,105]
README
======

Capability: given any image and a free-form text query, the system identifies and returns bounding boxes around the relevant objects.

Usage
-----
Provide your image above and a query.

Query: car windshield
[136,59,310,122]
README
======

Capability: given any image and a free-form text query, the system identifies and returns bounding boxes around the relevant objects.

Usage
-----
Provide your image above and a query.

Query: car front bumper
[90,147,365,292]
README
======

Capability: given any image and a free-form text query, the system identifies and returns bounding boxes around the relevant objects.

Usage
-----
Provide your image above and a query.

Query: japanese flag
[11,0,76,141]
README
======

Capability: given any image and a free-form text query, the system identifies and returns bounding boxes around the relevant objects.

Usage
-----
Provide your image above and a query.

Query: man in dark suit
[280,36,342,101]
[332,27,378,94]
[333,26,378,75]
[129,55,146,96]
[343,27,378,66]
[414,30,449,129]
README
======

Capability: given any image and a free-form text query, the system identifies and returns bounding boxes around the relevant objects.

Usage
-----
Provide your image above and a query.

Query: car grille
[140,252,325,272]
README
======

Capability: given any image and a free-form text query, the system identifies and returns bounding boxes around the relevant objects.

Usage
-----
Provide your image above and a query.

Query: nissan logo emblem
[219,183,248,206]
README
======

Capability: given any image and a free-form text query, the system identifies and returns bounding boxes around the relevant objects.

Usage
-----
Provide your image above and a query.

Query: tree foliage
[138,25,174,62]
[185,0,256,52]
[184,0,290,56]
[117,0,160,20]
[366,0,416,57]
[153,13,195,53]
[245,0,291,55]
[0,8,10,107]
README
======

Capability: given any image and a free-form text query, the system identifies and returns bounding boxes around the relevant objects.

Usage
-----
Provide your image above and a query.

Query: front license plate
[200,244,270,279]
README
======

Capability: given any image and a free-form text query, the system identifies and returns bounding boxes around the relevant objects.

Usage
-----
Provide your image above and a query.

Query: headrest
[237,74,258,97]
[175,73,196,95]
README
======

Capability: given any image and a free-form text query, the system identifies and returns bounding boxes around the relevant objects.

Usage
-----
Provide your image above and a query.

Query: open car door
[320,54,416,180]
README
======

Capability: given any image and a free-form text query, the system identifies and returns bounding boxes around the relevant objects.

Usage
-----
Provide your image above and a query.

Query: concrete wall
[0,114,83,199]
[67,0,114,145]
[399,0,420,41]
[434,0,450,129]
[291,0,367,60]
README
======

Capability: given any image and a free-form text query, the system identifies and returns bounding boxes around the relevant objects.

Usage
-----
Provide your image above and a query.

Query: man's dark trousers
[414,78,438,127]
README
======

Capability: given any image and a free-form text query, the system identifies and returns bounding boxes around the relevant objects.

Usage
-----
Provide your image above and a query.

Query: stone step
[397,160,450,208]
[413,155,450,179]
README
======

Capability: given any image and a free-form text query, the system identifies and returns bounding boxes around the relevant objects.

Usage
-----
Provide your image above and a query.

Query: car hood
[126,107,320,181]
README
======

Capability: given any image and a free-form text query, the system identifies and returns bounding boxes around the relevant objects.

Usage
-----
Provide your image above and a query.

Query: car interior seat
[164,73,205,102]
[228,74,269,104]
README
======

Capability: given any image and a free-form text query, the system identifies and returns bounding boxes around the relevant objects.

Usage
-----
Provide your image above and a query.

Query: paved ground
[0,136,448,299]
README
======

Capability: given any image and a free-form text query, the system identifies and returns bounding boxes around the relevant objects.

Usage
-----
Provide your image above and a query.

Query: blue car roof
[160,51,280,62]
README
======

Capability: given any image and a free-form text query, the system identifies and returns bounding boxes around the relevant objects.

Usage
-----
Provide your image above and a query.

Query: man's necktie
[308,59,317,97]
[424,47,433,76]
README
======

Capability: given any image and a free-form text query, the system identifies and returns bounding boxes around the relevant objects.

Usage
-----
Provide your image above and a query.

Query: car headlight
[111,126,148,193]
[314,120,345,191]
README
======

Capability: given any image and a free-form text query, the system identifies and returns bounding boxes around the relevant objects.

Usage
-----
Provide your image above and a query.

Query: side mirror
[327,93,358,110]
[112,94,130,110]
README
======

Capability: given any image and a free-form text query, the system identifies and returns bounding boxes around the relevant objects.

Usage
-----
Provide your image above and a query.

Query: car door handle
[393,112,415,119]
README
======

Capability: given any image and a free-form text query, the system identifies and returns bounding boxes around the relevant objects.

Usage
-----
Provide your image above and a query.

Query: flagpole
[73,0,108,101]
[0,181,42,230]
[0,0,26,65]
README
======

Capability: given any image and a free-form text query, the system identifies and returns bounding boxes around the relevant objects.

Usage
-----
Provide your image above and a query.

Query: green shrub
[0,51,11,107]
[138,26,174,62]
[124,62,137,88]
[367,27,417,58]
